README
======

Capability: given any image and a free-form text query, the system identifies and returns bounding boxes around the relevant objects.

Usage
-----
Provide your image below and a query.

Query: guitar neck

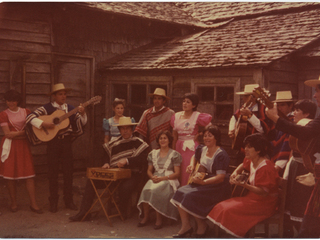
[58,101,91,123]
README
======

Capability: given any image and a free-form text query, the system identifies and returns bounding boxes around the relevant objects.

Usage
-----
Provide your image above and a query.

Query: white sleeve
[30,118,43,129]
[229,116,236,131]
[247,114,264,133]
[80,113,87,125]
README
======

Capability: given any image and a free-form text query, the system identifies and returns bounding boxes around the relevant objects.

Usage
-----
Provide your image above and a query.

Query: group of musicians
[1,78,320,237]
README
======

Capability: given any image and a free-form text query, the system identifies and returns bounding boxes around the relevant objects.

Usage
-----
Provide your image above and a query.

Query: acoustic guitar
[32,96,101,142]
[232,95,256,150]
[187,162,207,184]
[231,169,250,197]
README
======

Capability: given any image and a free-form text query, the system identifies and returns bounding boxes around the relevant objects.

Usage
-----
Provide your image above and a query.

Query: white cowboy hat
[304,75,320,87]
[148,88,170,100]
[236,84,259,95]
[114,117,138,127]
[273,91,294,103]
[49,83,72,95]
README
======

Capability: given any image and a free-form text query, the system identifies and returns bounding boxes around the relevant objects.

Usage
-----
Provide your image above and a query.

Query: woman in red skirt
[0,90,42,213]
[207,133,279,237]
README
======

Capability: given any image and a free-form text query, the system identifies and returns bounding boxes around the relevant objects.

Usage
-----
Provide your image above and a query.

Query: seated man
[69,117,150,221]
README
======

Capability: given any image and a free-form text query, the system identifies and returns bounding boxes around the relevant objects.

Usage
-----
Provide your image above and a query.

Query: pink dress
[207,159,279,237]
[0,108,35,179]
[170,111,212,186]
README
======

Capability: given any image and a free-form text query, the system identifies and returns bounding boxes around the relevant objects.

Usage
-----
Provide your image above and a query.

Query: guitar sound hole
[53,118,60,125]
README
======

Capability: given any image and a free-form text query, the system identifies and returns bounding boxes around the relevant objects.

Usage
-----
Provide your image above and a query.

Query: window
[196,84,235,121]
[111,82,169,122]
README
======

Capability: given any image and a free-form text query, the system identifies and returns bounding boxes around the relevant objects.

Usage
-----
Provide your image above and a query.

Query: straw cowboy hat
[114,117,138,127]
[49,83,72,95]
[236,84,259,95]
[148,88,170,100]
[304,75,320,87]
[273,91,294,103]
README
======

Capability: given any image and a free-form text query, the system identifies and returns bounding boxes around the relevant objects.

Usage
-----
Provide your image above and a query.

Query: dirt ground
[0,172,280,238]
[0,172,185,238]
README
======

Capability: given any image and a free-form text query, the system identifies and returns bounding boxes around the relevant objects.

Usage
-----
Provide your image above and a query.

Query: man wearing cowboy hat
[26,83,87,213]
[228,84,274,165]
[266,77,320,238]
[134,88,174,149]
[69,117,150,221]
[270,91,295,176]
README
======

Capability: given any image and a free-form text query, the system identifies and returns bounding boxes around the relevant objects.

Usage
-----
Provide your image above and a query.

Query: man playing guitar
[228,84,274,166]
[26,83,87,213]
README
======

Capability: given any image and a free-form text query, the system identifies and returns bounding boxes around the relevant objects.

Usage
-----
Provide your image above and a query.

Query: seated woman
[137,130,182,230]
[207,133,279,238]
[171,125,231,238]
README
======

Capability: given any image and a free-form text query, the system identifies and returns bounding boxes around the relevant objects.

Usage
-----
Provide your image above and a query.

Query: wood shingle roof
[100,7,320,70]
[76,2,206,27]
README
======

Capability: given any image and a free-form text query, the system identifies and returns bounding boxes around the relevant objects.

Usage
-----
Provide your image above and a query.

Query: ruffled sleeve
[147,150,154,166]
[170,113,176,129]
[0,111,9,126]
[255,161,279,193]
[197,113,212,127]
[171,150,182,166]
[102,118,110,136]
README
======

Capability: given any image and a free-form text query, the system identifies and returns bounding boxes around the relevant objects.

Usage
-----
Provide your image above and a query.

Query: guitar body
[32,110,70,142]
[231,170,249,197]
[232,119,248,150]
[187,162,208,184]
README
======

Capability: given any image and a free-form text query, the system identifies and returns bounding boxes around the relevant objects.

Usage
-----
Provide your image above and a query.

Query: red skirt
[207,192,278,237]
[0,138,35,179]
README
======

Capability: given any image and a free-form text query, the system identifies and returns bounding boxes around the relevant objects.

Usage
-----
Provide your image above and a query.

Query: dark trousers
[80,172,142,215]
[47,136,74,203]
[298,215,320,238]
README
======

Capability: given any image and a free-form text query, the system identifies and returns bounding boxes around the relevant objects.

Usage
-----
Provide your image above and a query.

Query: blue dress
[171,146,231,219]
[103,117,135,140]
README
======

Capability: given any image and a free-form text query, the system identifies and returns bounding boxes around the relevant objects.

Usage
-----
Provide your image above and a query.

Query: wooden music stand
[82,168,131,226]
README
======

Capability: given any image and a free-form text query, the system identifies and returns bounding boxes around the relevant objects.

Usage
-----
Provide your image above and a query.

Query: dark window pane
[216,104,233,120]
[216,87,234,102]
[198,87,214,101]
[113,84,127,100]
[131,84,146,104]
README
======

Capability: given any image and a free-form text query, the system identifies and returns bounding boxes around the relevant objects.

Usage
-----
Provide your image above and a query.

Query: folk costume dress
[137,149,182,220]
[0,108,35,179]
[170,146,231,219]
[135,106,174,149]
[207,158,279,237]
[103,117,135,141]
[170,111,212,186]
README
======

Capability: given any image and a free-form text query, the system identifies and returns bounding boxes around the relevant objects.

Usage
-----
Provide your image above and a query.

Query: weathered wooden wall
[0,2,190,171]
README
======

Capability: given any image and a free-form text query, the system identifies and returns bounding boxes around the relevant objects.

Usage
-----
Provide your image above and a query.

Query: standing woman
[0,90,42,213]
[171,125,231,238]
[103,98,135,143]
[207,133,279,237]
[137,130,181,229]
[171,93,212,186]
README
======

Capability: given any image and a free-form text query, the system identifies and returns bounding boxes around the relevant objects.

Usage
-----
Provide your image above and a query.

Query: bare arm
[1,125,26,139]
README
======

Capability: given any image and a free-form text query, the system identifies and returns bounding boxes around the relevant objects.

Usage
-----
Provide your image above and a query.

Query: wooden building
[1,2,320,171]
